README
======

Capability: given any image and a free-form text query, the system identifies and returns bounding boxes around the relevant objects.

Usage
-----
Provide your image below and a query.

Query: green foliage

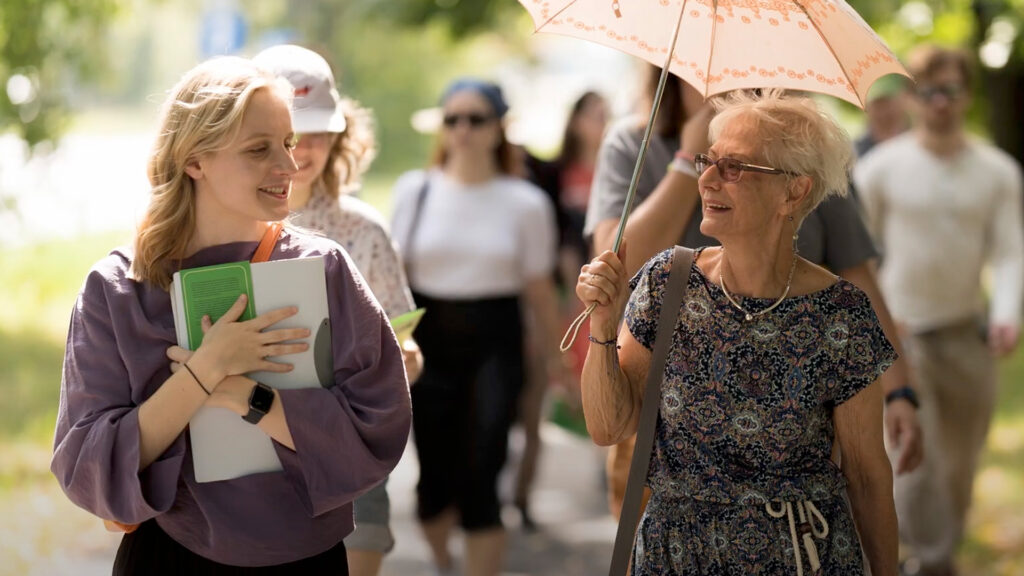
[0,0,123,149]
[365,0,517,38]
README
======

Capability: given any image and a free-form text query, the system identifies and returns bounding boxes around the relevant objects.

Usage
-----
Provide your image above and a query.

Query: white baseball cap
[253,44,347,134]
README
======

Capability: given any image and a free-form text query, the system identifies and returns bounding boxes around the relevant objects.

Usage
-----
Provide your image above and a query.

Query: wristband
[668,150,698,178]
[588,334,621,349]
[884,386,919,409]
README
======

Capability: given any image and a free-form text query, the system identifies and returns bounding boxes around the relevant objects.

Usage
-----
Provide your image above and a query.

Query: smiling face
[697,115,793,243]
[186,87,298,229]
[292,131,336,192]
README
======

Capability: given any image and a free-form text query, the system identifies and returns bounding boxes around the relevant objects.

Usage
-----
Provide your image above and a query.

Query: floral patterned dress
[291,185,416,319]
[625,248,896,575]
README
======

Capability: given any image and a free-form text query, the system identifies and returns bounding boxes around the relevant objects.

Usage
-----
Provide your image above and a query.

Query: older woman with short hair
[577,90,898,575]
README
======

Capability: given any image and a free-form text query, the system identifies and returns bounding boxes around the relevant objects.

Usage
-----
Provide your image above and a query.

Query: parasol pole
[560,0,691,352]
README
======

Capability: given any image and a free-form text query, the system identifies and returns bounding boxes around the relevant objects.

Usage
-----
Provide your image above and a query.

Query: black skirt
[112,520,348,576]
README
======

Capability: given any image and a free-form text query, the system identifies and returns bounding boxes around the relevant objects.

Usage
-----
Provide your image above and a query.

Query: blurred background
[1,0,1022,574]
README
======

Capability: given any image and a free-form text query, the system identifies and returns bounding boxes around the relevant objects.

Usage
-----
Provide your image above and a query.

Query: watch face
[249,384,274,413]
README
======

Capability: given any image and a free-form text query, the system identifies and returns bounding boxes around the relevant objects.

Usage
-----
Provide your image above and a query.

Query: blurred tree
[366,0,515,38]
[0,0,124,149]
[243,0,530,174]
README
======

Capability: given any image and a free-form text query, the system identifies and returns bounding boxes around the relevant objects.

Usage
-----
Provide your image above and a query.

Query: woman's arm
[139,296,308,469]
[576,245,651,445]
[580,324,650,446]
[838,261,922,475]
[835,380,898,576]
[523,276,567,382]
[591,107,714,274]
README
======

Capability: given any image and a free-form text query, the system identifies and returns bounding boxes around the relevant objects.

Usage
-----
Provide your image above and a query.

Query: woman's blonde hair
[709,89,852,220]
[318,97,377,197]
[132,57,291,289]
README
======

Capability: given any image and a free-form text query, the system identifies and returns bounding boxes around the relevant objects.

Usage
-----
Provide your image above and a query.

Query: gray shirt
[51,228,412,567]
[584,117,878,271]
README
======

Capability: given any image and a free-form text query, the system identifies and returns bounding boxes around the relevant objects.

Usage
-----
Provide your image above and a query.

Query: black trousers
[112,520,348,575]
[410,292,525,531]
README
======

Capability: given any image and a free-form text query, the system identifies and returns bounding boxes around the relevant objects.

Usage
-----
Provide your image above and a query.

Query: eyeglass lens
[916,84,963,102]
[442,113,492,128]
[694,154,742,182]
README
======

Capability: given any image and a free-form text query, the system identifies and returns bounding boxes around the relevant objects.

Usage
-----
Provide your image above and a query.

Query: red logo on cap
[295,85,311,97]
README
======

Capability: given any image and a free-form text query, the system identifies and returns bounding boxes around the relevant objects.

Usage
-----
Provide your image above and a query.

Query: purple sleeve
[274,249,412,517]
[50,266,184,524]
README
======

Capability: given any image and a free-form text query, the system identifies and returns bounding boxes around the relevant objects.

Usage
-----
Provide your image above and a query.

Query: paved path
[382,423,614,576]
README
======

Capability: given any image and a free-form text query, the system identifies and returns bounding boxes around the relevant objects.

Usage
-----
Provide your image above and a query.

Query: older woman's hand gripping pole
[576,242,651,446]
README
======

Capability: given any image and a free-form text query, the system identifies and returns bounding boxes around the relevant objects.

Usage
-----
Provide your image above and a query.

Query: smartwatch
[884,386,919,409]
[243,382,275,424]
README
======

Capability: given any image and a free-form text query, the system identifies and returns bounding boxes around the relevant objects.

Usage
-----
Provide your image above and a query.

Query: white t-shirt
[854,133,1024,332]
[390,169,557,300]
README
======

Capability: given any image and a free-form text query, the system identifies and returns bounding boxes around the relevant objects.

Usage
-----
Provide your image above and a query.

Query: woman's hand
[183,294,311,387]
[402,339,424,385]
[576,243,629,338]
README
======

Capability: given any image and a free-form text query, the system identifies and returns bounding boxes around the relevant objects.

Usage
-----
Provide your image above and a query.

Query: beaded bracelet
[588,334,621,349]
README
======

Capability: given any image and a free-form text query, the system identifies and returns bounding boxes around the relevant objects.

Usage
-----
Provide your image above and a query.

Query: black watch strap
[243,382,275,424]
[885,385,919,409]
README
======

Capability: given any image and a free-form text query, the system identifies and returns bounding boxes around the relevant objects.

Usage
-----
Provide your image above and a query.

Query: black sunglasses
[442,113,495,128]
[693,153,798,183]
[915,83,965,103]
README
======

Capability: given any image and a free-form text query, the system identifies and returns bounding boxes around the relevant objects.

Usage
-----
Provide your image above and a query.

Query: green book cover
[178,261,256,348]
[390,307,426,342]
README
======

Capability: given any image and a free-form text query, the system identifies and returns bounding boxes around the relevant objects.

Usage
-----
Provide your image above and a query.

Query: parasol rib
[534,0,583,32]
[704,0,719,100]
[793,0,864,107]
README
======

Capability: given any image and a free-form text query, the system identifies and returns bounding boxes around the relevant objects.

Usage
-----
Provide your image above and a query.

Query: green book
[390,307,426,343]
[171,260,257,349]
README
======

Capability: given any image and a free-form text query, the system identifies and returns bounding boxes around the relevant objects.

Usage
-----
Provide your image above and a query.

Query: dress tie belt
[765,500,829,576]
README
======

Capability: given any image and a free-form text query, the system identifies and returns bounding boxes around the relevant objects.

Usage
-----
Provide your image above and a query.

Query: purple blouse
[51,228,412,567]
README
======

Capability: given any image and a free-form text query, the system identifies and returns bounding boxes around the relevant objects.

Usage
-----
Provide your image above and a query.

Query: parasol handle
[558,0,690,353]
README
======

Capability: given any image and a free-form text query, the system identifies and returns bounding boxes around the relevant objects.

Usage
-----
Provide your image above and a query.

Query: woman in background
[391,78,560,576]
[515,90,609,529]
[254,44,422,576]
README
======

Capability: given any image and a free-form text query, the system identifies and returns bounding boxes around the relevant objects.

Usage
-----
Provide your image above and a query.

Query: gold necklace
[719,249,797,322]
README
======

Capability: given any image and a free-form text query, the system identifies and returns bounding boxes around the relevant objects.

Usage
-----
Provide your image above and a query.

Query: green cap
[867,74,910,104]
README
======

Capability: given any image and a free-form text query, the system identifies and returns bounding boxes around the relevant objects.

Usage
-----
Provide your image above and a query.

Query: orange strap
[252,222,283,263]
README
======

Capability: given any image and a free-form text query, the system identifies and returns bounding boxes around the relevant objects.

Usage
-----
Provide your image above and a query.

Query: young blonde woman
[253,44,422,576]
[51,57,411,575]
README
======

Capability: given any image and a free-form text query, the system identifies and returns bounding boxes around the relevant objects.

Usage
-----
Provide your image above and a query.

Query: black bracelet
[884,386,919,409]
[183,362,212,396]
[588,334,621,349]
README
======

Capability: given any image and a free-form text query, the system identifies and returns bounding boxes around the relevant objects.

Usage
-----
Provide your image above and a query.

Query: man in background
[854,44,1024,576]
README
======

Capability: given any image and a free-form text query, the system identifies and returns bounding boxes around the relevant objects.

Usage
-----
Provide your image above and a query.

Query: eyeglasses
[915,84,965,103]
[693,153,798,182]
[442,113,495,129]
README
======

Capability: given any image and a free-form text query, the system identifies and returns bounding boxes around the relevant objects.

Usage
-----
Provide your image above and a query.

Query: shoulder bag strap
[402,174,431,280]
[251,222,283,263]
[608,245,695,576]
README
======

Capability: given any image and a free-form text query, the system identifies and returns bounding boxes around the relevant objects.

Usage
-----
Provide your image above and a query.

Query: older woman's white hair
[709,89,853,221]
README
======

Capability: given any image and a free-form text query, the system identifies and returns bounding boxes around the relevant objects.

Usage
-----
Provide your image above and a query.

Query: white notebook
[171,256,333,483]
